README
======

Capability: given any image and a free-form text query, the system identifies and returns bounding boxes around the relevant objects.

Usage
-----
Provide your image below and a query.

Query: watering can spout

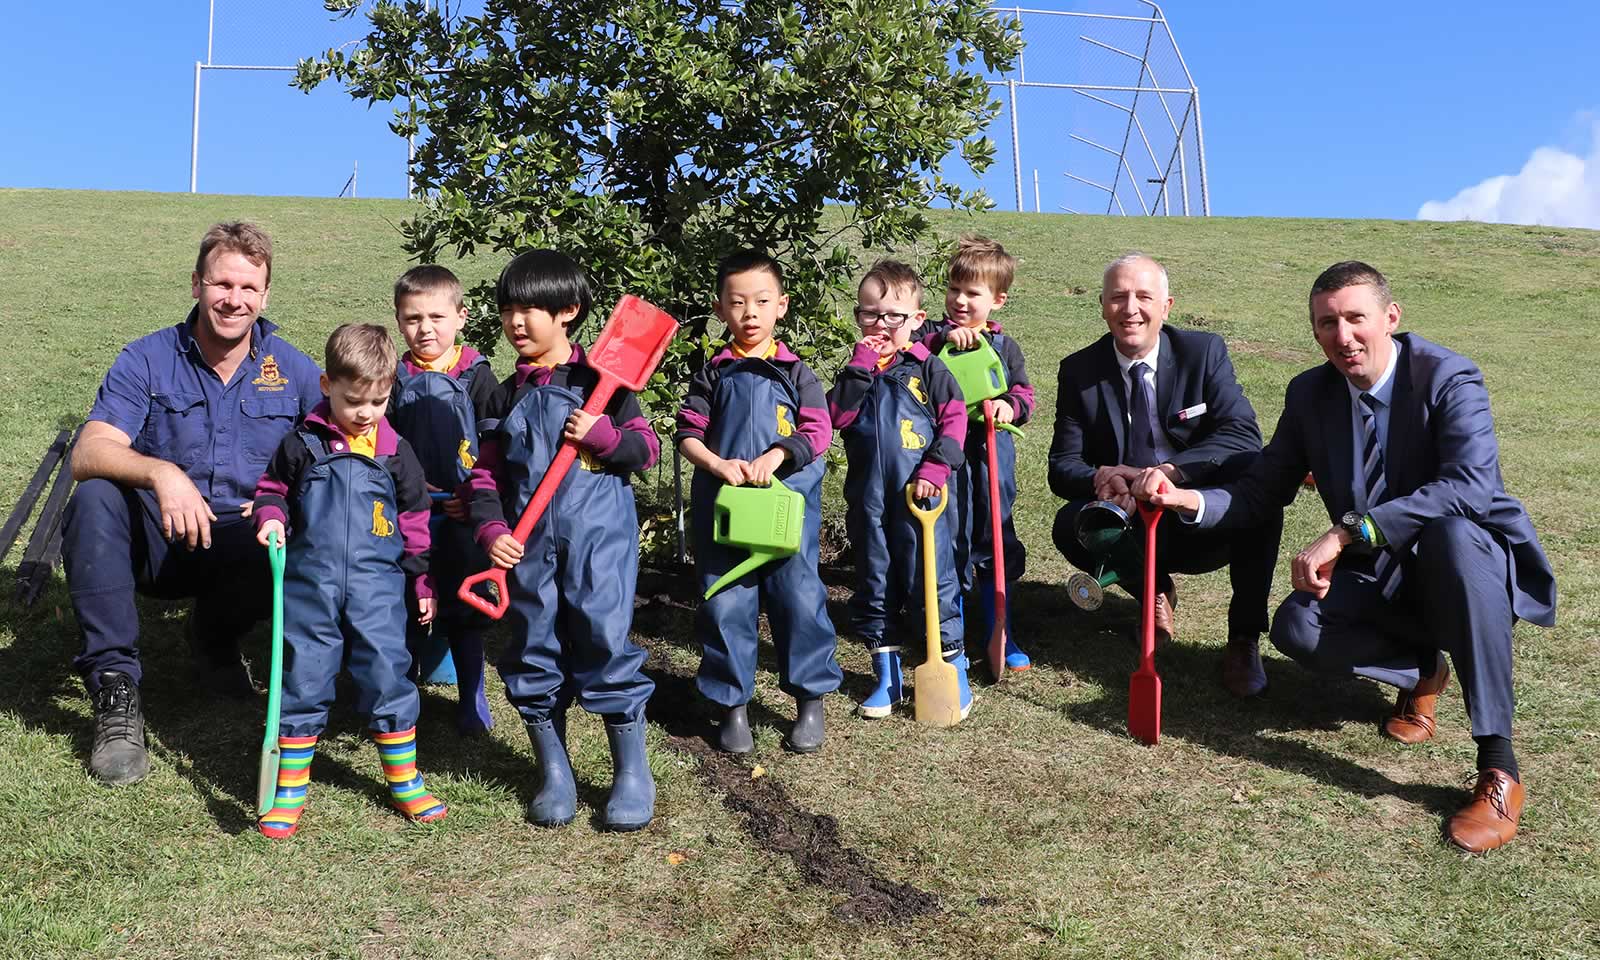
[704,548,784,600]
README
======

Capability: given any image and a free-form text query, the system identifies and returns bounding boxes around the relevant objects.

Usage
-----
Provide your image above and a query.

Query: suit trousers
[1053,497,1280,639]
[1269,516,1516,738]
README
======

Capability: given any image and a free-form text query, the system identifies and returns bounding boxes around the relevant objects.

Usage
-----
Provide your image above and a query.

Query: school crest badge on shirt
[252,355,290,392]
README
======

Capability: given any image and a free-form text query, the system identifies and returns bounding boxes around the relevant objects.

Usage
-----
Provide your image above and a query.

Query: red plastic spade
[458,295,678,619]
[1128,500,1163,745]
[983,400,1009,683]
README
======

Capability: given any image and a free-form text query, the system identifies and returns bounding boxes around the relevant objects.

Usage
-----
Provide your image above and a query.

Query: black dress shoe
[89,672,150,786]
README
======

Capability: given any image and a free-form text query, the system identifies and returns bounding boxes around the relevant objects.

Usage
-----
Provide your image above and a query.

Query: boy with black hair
[466,249,661,831]
[828,259,972,720]
[252,323,446,838]
[388,264,499,734]
[923,235,1036,671]
[676,250,841,754]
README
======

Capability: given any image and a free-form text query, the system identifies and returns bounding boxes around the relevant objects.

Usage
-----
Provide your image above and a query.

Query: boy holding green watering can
[677,251,841,754]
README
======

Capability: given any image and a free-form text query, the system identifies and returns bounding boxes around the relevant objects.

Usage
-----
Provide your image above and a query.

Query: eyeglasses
[852,308,912,329]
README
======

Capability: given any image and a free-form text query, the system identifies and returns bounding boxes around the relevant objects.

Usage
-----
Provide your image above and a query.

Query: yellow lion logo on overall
[370,500,394,537]
[907,376,927,404]
[776,404,794,438]
[457,438,476,469]
[899,419,927,450]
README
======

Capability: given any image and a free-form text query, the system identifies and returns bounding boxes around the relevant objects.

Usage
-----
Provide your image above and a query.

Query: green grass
[2,188,1598,959]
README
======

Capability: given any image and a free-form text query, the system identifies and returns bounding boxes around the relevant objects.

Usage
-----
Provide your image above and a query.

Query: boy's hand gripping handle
[456,382,619,619]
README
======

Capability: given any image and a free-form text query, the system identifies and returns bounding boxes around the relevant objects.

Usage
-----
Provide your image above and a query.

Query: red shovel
[982,399,1009,683]
[458,295,679,619]
[1128,500,1163,745]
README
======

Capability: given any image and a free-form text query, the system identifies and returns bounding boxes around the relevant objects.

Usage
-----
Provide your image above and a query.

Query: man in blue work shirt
[63,222,323,785]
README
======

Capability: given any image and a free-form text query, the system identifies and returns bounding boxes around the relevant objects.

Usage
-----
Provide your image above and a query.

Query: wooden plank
[0,429,70,567]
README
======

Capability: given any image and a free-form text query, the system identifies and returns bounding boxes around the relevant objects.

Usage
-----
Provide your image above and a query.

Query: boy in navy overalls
[922,236,1036,671]
[387,265,499,734]
[676,251,842,754]
[467,250,660,832]
[827,260,971,720]
[253,323,446,839]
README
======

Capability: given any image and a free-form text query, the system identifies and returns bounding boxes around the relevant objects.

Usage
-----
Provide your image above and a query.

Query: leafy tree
[297,0,1021,416]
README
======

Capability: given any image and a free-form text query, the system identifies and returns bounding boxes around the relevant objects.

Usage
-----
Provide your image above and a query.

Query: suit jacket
[1200,332,1556,627]
[1048,326,1264,500]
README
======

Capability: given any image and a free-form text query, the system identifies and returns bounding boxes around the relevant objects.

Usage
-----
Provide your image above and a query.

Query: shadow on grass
[996,577,1465,817]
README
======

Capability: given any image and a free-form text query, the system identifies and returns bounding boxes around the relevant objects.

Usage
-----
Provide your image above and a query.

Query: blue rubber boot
[451,632,494,735]
[414,627,457,685]
[523,713,576,827]
[858,651,904,719]
[602,716,656,832]
[978,580,1032,671]
[945,650,973,720]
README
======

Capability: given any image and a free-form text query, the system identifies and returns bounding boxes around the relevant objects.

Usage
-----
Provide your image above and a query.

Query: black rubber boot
[523,713,576,827]
[788,697,825,753]
[718,703,754,754]
[89,672,150,785]
[602,716,656,832]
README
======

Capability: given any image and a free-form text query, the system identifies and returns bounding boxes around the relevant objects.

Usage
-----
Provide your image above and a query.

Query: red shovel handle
[983,400,1008,682]
[457,383,617,620]
[1137,500,1162,665]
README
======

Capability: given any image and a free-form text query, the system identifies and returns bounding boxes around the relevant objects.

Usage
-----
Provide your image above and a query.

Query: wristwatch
[1340,511,1373,553]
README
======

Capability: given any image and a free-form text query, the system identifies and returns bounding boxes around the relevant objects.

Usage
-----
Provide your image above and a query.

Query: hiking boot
[718,704,754,754]
[788,697,825,753]
[603,716,656,832]
[523,713,576,827]
[89,671,150,785]
[858,650,904,719]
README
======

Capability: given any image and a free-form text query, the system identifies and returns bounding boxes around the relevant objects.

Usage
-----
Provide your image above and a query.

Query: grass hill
[1,188,1597,959]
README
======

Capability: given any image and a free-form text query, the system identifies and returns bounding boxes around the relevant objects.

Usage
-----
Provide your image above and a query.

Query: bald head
[1100,252,1173,360]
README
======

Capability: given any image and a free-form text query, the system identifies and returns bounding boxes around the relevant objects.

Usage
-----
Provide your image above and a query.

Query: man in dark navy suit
[1137,261,1556,852]
[1048,253,1282,697]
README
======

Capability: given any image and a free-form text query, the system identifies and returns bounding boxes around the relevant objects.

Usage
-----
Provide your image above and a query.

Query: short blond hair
[948,234,1015,297]
[860,258,924,307]
[325,323,398,384]
[196,222,274,286]
[394,264,465,310]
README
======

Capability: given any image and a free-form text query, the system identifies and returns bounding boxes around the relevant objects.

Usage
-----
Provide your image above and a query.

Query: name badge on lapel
[1176,402,1208,422]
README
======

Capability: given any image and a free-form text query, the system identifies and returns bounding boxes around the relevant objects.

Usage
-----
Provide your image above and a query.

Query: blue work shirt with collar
[86,307,324,521]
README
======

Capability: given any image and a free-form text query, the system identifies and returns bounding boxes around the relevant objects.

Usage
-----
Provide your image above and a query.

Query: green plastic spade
[938,339,1023,437]
[256,529,287,817]
[702,478,804,599]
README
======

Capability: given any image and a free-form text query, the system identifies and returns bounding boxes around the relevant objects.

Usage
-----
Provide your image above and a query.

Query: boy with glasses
[827,260,971,720]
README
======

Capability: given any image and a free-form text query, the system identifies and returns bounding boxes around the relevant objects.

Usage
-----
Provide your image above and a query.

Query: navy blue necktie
[1126,361,1159,467]
[1359,392,1401,599]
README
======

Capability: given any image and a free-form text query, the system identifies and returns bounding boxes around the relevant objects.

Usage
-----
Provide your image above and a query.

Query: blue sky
[3,1,1597,226]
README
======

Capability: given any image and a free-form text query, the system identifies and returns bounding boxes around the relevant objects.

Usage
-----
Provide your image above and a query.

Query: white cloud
[1417,120,1600,229]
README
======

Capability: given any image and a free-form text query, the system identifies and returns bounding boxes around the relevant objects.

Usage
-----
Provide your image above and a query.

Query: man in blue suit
[1049,253,1282,697]
[1137,261,1556,852]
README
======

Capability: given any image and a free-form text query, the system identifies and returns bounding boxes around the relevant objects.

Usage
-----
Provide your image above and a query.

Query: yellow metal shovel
[906,484,962,727]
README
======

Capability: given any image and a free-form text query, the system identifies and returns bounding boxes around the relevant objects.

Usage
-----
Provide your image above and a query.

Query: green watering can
[938,339,1023,437]
[1065,500,1145,610]
[703,478,804,599]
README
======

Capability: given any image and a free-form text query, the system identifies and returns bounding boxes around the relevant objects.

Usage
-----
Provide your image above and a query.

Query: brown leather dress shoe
[1221,635,1267,697]
[1153,590,1175,646]
[1382,653,1449,744]
[1446,769,1524,853]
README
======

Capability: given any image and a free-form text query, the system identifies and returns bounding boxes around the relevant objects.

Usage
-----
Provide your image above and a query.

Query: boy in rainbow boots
[922,236,1036,672]
[676,251,842,754]
[252,323,446,838]
[466,250,660,831]
[387,265,499,734]
[827,260,970,719]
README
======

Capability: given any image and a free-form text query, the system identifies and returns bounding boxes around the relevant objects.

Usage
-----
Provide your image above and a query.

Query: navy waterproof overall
[496,383,654,723]
[691,359,842,707]
[390,357,491,636]
[841,363,962,655]
[279,431,418,737]
[950,333,1027,593]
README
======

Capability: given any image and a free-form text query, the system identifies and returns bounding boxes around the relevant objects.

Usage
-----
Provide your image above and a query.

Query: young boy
[252,323,446,839]
[388,265,499,734]
[923,236,1035,671]
[466,249,660,832]
[676,251,842,754]
[827,259,971,719]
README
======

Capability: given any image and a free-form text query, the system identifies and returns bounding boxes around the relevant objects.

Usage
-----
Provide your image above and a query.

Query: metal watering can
[1065,499,1145,610]
[702,478,804,599]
